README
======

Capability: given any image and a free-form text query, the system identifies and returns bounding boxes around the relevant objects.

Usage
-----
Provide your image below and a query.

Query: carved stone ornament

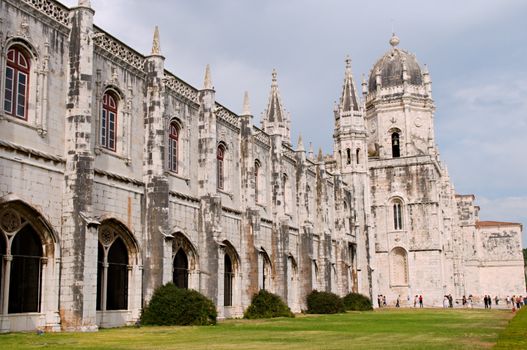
[0,209,22,233]
[99,227,115,246]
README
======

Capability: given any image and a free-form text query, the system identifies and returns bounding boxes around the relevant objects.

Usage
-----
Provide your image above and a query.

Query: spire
[203,64,213,90]
[264,69,285,122]
[151,26,161,55]
[242,91,251,115]
[317,147,323,162]
[261,69,291,144]
[296,134,305,152]
[308,142,314,160]
[338,55,359,112]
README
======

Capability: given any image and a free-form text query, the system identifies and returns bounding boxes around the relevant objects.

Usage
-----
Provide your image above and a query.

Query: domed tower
[365,34,454,307]
[365,33,434,159]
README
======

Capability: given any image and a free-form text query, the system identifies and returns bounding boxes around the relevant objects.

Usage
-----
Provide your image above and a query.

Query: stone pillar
[142,35,169,303]
[59,2,97,331]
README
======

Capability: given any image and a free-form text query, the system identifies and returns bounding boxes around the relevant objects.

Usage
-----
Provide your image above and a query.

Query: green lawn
[0,308,519,350]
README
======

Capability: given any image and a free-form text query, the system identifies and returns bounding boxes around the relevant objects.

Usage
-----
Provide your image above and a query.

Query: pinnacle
[151,26,161,55]
[296,134,305,152]
[242,91,251,115]
[203,64,213,90]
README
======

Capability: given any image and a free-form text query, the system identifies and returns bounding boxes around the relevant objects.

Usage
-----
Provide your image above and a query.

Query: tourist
[506,295,510,306]
[377,295,381,308]
[443,295,449,308]
[448,294,453,308]
[495,296,499,306]
[383,295,387,307]
[414,295,418,308]
[396,295,400,308]
[419,295,423,308]
[462,295,467,307]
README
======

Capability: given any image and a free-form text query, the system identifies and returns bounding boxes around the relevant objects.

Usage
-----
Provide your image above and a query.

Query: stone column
[59,1,97,331]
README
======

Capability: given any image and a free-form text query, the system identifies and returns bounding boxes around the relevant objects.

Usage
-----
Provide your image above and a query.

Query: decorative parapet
[94,168,144,186]
[215,103,241,131]
[20,0,69,27]
[253,126,271,147]
[163,72,199,104]
[0,139,64,163]
[93,26,146,72]
[283,146,297,164]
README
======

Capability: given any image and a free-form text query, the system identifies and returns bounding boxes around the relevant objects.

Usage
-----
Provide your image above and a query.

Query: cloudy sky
[64,0,527,246]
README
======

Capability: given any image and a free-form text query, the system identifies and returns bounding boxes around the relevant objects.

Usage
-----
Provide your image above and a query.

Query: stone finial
[242,91,251,115]
[203,64,213,90]
[317,147,323,162]
[271,68,278,87]
[296,134,305,152]
[345,55,352,69]
[78,0,91,7]
[151,26,161,55]
[361,74,368,95]
[308,142,314,160]
[389,32,400,48]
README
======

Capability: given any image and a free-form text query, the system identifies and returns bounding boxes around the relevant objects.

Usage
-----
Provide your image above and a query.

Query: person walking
[419,295,423,308]
[396,295,400,308]
[484,295,488,309]
[414,295,418,308]
[383,295,387,307]
[506,295,511,307]
[462,295,467,307]
[495,296,499,306]
[448,294,453,308]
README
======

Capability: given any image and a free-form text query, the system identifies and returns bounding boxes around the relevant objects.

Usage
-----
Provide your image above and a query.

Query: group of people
[482,295,496,309]
[507,295,525,310]
[376,295,387,308]
[443,294,454,308]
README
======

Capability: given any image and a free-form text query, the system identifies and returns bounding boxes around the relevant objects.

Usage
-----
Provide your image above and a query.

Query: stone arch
[221,240,240,308]
[388,196,405,231]
[0,196,59,319]
[389,246,409,286]
[172,232,199,289]
[96,218,140,312]
[258,248,272,291]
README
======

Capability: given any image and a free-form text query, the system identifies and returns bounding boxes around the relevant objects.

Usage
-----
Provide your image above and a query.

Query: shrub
[306,290,345,314]
[244,290,294,319]
[342,292,373,311]
[141,283,217,326]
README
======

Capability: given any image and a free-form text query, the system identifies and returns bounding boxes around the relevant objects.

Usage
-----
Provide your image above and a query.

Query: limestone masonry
[0,0,524,332]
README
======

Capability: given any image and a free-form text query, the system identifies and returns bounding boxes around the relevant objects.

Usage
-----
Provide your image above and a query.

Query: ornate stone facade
[0,0,524,332]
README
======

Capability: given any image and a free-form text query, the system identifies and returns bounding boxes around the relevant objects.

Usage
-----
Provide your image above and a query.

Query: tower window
[217,145,225,190]
[391,132,400,158]
[254,160,260,203]
[168,122,179,173]
[356,148,360,165]
[4,47,30,119]
[393,200,403,230]
[346,148,351,165]
[101,92,118,151]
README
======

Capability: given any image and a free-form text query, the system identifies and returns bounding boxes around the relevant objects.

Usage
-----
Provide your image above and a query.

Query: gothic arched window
[168,122,179,173]
[4,46,30,119]
[101,92,118,151]
[254,160,260,203]
[217,145,225,190]
[346,148,351,164]
[173,249,189,289]
[393,199,403,230]
[224,253,233,306]
[391,132,400,158]
[9,225,43,313]
[356,148,360,164]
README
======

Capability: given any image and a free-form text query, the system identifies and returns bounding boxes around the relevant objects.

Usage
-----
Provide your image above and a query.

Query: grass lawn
[0,308,519,350]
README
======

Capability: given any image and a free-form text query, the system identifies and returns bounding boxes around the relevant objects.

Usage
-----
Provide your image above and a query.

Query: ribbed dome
[368,35,423,92]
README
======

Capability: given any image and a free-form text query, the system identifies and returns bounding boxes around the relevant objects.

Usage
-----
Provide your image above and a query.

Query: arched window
[9,225,43,313]
[4,46,30,119]
[101,92,118,151]
[224,253,233,306]
[254,160,260,203]
[217,145,225,190]
[259,251,271,291]
[168,122,179,173]
[393,199,403,230]
[287,256,298,308]
[346,148,351,165]
[96,224,133,312]
[356,148,360,164]
[391,132,400,158]
[390,247,409,286]
[173,249,189,289]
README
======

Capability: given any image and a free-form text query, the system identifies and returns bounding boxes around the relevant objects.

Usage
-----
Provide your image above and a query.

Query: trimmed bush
[244,290,294,319]
[306,290,345,314]
[141,283,217,326]
[342,292,373,311]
